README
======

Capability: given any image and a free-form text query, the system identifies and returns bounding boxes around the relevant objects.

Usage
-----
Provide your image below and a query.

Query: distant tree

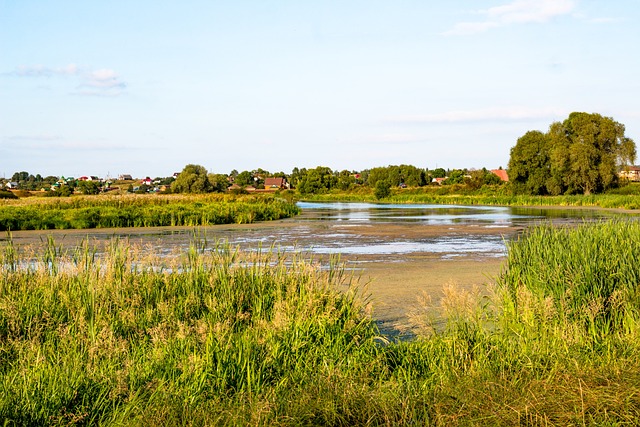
[430,168,447,179]
[443,169,466,185]
[366,167,389,187]
[465,168,502,190]
[234,171,255,187]
[43,176,59,186]
[337,170,356,191]
[11,171,29,182]
[135,184,151,194]
[171,164,213,193]
[374,180,391,199]
[76,180,101,195]
[208,173,230,192]
[44,185,73,197]
[297,166,336,194]
[154,176,175,186]
[509,112,637,195]
[289,167,308,189]
[365,165,426,187]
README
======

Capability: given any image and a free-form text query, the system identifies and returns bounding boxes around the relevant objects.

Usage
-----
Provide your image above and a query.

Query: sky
[1,0,639,179]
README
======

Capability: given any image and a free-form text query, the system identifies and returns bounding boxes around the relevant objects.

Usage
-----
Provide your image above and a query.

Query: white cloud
[5,134,62,142]
[387,107,569,123]
[11,63,126,96]
[443,0,577,35]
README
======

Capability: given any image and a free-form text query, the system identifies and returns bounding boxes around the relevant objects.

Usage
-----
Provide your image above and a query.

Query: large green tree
[508,130,551,195]
[171,164,213,193]
[297,166,337,194]
[508,113,636,195]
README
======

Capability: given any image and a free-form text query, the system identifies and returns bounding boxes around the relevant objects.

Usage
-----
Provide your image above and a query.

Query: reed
[2,220,640,425]
[0,194,300,231]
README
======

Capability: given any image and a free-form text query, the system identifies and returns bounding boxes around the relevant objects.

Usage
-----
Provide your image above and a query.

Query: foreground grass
[0,194,300,231]
[1,220,640,425]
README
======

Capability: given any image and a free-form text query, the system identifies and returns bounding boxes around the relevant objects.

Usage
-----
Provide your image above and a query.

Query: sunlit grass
[0,194,300,231]
[2,220,640,425]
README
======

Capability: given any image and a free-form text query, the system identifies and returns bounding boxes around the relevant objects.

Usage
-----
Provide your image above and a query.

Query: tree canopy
[171,164,213,194]
[508,112,636,195]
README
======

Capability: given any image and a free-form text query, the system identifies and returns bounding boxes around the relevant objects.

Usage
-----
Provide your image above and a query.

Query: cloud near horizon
[387,107,569,124]
[443,0,577,36]
[11,63,126,96]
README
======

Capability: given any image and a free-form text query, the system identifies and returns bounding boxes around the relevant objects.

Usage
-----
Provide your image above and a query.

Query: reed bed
[0,194,300,231]
[2,220,640,425]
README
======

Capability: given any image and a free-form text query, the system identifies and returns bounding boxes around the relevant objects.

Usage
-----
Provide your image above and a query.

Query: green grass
[2,220,640,425]
[0,194,300,231]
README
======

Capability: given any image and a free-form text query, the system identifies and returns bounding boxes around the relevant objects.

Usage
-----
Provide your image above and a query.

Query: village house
[619,166,640,182]
[264,177,289,190]
[490,169,509,182]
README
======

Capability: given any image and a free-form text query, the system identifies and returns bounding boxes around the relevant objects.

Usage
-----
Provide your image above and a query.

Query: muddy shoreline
[2,218,512,336]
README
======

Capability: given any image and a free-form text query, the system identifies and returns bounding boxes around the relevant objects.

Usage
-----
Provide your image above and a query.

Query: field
[2,220,640,425]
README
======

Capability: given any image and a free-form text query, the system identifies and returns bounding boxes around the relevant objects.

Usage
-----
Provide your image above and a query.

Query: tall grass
[0,237,383,425]
[0,194,300,231]
[2,221,640,425]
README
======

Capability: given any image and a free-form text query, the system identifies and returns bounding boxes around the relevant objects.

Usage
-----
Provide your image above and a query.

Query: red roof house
[490,169,509,182]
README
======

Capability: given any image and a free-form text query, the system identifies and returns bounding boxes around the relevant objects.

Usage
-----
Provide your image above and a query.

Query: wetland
[3,201,629,335]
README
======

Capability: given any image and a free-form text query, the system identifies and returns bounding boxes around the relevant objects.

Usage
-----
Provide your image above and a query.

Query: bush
[0,190,17,199]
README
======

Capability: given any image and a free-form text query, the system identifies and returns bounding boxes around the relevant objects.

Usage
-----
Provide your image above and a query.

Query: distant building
[264,177,289,190]
[490,169,509,182]
[620,166,640,182]
[119,174,133,181]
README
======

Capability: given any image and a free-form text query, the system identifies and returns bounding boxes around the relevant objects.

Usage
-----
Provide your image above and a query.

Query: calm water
[3,202,629,262]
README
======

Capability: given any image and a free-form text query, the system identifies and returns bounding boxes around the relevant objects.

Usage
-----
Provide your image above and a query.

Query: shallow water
[3,202,635,337]
[1,202,626,263]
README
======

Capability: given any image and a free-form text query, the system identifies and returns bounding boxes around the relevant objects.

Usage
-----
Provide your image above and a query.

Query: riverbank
[299,185,640,210]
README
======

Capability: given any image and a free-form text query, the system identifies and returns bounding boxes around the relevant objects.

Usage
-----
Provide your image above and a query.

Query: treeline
[169,164,505,196]
[2,165,500,196]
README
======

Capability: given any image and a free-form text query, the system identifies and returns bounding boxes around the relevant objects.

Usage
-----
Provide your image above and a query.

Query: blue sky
[1,0,639,179]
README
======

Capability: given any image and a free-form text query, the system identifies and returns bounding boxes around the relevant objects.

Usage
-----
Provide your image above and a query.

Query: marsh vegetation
[0,194,300,231]
[2,220,640,425]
